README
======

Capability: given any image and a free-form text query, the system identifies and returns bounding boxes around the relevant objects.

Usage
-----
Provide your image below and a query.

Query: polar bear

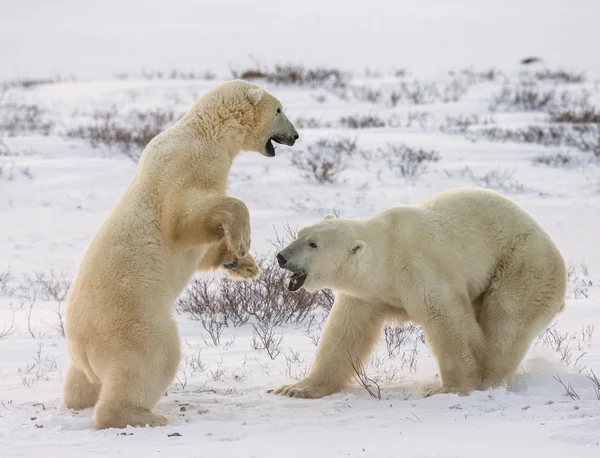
[272,187,566,398]
[63,80,299,429]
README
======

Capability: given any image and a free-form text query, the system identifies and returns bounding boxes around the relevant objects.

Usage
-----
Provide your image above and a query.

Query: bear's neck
[182,105,248,163]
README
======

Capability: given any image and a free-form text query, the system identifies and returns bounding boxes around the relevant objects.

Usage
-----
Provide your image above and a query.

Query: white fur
[273,187,567,398]
[63,80,297,429]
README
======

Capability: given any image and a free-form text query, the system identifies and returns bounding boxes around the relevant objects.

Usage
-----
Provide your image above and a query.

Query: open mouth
[265,137,282,157]
[287,270,307,292]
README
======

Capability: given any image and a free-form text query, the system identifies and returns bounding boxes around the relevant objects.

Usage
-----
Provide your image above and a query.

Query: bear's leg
[476,261,565,390]
[163,192,251,266]
[272,293,389,399]
[93,324,181,429]
[63,363,101,410]
[422,294,487,397]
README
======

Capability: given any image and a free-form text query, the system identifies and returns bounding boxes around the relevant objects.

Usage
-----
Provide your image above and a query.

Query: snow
[2,2,600,456]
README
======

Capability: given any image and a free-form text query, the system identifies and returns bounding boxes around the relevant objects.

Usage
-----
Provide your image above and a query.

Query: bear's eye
[276,107,281,114]
[309,242,318,249]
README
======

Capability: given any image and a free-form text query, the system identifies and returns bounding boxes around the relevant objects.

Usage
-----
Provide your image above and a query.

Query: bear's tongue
[287,271,306,292]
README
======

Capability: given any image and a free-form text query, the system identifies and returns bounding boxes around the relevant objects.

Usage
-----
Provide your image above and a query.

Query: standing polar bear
[63,80,298,429]
[273,187,566,398]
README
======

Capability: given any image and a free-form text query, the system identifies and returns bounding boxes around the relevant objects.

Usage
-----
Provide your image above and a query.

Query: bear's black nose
[277,253,287,267]
[293,133,299,140]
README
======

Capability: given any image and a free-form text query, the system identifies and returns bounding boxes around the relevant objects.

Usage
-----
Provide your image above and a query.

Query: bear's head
[206,80,299,157]
[276,215,366,293]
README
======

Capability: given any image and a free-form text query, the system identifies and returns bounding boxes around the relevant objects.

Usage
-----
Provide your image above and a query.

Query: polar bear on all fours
[273,187,567,398]
[62,80,299,429]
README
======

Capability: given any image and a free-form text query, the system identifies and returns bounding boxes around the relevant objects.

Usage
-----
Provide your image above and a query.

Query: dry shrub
[115,69,216,80]
[478,125,600,156]
[0,103,54,136]
[549,107,600,123]
[445,167,526,193]
[67,107,179,161]
[290,138,357,183]
[381,144,440,178]
[177,255,334,328]
[340,114,386,129]
[1,77,62,91]
[491,85,555,111]
[534,69,586,84]
[441,114,495,134]
[234,63,348,88]
[294,117,332,129]
[532,153,579,168]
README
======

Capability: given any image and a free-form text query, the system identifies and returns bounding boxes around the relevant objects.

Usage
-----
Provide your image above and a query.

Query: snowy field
[2,2,600,457]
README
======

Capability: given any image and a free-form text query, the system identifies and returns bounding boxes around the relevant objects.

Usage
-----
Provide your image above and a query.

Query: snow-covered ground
[2,7,600,455]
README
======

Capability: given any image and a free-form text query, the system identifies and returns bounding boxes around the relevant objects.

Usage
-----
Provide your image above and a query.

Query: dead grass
[440,114,496,134]
[1,77,64,91]
[18,343,58,387]
[383,324,422,358]
[548,107,600,123]
[0,312,17,340]
[340,114,386,129]
[0,103,55,136]
[66,107,179,161]
[115,69,216,80]
[477,125,600,157]
[445,167,526,193]
[532,153,580,168]
[490,85,555,111]
[294,117,332,129]
[290,138,358,183]
[381,144,440,178]
[350,355,382,399]
[233,63,348,88]
[534,69,586,84]
[177,255,334,332]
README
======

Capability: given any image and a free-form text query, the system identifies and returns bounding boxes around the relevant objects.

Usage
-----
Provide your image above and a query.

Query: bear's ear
[350,240,366,255]
[247,88,264,105]
[324,214,336,221]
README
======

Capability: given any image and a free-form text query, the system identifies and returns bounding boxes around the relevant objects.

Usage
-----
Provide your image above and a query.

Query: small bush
[445,167,525,193]
[549,107,600,123]
[490,85,555,111]
[532,153,579,168]
[477,124,600,156]
[177,255,334,329]
[381,144,440,178]
[0,103,54,136]
[294,117,331,129]
[340,114,386,129]
[441,114,495,134]
[234,63,348,88]
[115,69,216,80]
[67,108,179,161]
[351,86,383,104]
[534,69,586,84]
[290,138,357,183]
[1,77,61,91]
[400,81,441,105]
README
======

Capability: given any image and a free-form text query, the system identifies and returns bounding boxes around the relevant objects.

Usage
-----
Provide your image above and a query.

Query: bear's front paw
[217,199,251,258]
[225,255,260,281]
[269,378,339,399]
